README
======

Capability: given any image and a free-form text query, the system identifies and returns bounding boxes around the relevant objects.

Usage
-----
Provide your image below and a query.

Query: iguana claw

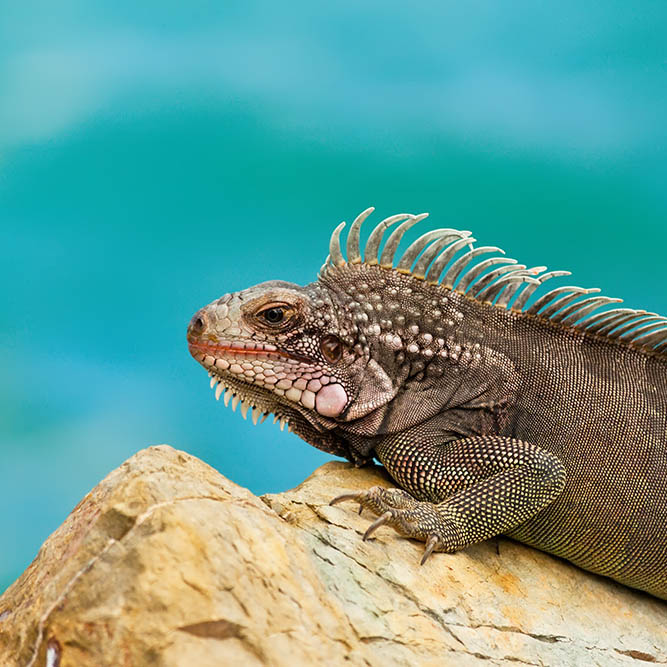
[330,492,363,506]
[362,511,392,541]
[329,492,365,516]
[421,535,439,565]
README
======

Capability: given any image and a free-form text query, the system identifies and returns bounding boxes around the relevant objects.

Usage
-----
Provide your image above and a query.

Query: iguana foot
[330,486,462,564]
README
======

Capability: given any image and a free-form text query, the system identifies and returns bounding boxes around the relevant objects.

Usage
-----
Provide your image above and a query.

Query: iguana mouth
[188,339,290,360]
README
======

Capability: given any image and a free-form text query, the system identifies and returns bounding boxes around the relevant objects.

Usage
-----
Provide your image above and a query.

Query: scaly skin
[187,209,667,600]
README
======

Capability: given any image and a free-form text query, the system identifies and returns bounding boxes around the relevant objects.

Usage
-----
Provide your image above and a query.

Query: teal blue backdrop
[2,2,666,592]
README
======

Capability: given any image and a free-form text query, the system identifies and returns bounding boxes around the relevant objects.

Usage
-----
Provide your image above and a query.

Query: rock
[0,446,665,666]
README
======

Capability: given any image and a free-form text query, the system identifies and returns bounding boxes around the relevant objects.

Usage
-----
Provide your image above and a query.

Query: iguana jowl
[187,208,667,600]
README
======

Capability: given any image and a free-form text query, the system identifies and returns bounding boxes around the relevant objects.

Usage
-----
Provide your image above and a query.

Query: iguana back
[187,208,667,600]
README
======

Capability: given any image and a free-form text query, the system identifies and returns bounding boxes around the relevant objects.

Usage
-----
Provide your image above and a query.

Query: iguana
[187,207,667,600]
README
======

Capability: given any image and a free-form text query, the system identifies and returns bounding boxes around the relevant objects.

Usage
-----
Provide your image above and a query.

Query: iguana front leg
[331,431,567,563]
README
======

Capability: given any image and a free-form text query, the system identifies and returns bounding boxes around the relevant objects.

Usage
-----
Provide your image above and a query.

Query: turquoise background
[1,2,666,592]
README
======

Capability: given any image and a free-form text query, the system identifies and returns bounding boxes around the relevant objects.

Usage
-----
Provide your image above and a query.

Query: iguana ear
[342,358,398,421]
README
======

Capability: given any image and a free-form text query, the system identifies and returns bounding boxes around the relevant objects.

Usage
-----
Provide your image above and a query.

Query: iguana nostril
[188,312,206,338]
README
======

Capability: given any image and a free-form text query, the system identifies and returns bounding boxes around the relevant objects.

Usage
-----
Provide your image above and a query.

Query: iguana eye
[321,334,343,363]
[251,300,298,330]
[261,306,286,324]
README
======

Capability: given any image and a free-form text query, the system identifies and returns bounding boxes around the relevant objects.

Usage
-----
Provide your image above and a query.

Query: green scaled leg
[331,432,566,564]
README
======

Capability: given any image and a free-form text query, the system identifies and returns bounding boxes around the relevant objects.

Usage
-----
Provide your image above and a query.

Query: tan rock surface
[0,445,665,666]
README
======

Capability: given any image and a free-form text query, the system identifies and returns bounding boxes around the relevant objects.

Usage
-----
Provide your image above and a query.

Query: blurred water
[1,1,666,592]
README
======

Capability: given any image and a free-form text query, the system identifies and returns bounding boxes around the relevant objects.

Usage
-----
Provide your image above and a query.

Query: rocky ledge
[0,446,665,666]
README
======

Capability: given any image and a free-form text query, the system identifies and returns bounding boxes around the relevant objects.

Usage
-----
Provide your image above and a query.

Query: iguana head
[187,269,401,458]
[189,280,348,419]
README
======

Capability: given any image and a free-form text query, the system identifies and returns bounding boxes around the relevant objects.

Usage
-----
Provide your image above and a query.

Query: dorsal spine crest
[320,208,667,357]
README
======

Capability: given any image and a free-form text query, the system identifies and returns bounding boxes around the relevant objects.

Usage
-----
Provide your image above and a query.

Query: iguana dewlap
[187,208,667,600]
